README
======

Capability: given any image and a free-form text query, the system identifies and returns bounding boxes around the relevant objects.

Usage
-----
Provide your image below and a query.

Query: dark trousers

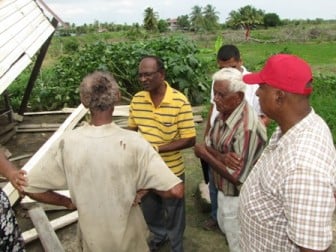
[141,174,185,252]
[208,167,218,221]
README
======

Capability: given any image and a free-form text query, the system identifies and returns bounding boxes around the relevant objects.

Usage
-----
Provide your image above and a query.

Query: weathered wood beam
[26,203,65,251]
[22,210,78,244]
[3,104,88,205]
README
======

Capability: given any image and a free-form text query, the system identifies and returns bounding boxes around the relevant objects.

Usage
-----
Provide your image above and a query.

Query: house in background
[167,18,178,31]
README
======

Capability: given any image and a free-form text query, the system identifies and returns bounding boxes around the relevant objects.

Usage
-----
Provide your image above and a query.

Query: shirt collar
[220,100,247,129]
[143,81,173,104]
[269,108,315,149]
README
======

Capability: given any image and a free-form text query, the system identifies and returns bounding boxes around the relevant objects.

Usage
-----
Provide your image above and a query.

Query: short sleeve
[25,139,68,193]
[127,98,137,128]
[176,100,196,139]
[135,139,181,191]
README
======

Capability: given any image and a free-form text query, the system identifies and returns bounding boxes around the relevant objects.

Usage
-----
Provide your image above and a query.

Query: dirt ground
[2,113,336,251]
[1,113,79,251]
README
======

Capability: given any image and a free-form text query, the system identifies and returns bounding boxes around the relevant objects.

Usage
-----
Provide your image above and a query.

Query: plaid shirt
[239,110,336,251]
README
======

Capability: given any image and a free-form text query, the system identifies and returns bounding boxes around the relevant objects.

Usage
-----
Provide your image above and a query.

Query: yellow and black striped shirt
[128,82,196,176]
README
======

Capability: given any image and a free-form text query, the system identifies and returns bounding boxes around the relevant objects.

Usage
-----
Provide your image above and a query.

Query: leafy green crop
[46,35,210,108]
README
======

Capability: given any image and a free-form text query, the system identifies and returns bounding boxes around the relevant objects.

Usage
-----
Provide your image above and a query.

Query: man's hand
[220,152,243,170]
[132,189,149,206]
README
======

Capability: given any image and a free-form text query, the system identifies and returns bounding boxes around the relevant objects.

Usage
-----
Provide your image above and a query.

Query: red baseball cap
[243,54,313,95]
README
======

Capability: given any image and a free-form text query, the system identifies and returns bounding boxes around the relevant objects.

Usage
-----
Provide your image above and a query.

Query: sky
[42,0,336,25]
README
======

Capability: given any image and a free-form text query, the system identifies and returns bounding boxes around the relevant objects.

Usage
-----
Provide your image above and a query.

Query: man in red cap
[239,54,336,251]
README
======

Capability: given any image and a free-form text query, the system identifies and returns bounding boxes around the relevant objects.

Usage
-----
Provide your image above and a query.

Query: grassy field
[238,42,336,74]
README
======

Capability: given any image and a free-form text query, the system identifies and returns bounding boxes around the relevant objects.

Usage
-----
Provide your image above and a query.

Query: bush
[9,36,210,111]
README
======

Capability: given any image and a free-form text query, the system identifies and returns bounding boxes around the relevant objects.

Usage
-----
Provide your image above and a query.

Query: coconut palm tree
[190,5,203,31]
[143,7,158,31]
[202,4,219,31]
[227,5,264,40]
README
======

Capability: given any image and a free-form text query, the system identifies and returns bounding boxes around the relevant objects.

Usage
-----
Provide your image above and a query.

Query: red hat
[243,54,313,95]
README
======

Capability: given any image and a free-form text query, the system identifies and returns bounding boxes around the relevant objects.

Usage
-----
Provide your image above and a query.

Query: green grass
[237,42,336,74]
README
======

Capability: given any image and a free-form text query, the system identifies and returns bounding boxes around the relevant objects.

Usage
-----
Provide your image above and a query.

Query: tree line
[58,4,328,40]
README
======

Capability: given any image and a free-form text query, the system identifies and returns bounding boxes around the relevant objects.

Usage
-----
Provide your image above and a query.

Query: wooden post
[26,203,65,252]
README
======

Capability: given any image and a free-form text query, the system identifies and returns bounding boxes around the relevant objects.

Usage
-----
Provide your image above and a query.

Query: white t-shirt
[25,122,181,252]
[210,66,262,127]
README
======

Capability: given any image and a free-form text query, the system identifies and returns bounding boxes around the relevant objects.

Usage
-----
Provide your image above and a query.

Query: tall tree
[143,7,158,31]
[263,13,281,28]
[176,15,190,31]
[202,4,219,31]
[157,19,169,33]
[226,5,264,40]
[190,5,203,31]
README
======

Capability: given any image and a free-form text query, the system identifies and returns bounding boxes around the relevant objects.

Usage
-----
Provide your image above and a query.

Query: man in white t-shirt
[202,44,268,231]
[24,71,184,252]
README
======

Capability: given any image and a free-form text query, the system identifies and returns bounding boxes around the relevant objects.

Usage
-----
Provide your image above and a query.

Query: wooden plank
[16,128,58,133]
[17,123,61,129]
[3,104,88,205]
[193,115,203,123]
[25,23,54,57]
[0,0,36,36]
[192,105,204,114]
[0,0,55,94]
[26,204,65,251]
[23,110,72,116]
[22,211,78,244]
[0,54,31,94]
[0,122,15,135]
[0,13,52,67]
[0,3,40,55]
[0,0,31,20]
[8,153,33,162]
[0,128,16,145]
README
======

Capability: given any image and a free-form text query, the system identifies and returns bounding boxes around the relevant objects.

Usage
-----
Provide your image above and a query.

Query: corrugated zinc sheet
[0,0,55,94]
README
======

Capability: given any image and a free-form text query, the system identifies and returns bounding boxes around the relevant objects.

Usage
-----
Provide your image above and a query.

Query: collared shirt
[210,66,261,127]
[128,81,196,176]
[239,110,336,251]
[207,100,267,196]
[25,122,182,252]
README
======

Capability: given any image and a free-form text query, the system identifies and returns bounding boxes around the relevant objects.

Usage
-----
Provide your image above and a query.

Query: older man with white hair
[194,68,267,252]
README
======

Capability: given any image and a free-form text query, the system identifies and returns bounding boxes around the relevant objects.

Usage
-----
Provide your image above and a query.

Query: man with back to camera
[240,54,336,251]
[24,70,184,252]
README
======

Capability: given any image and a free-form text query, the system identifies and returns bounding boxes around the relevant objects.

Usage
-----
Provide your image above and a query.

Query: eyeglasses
[138,71,158,78]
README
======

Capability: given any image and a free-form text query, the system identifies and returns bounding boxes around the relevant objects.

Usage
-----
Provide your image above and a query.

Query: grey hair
[212,68,246,93]
[80,71,119,111]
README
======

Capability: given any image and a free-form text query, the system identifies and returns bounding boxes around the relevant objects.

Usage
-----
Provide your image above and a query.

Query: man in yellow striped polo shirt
[128,55,196,252]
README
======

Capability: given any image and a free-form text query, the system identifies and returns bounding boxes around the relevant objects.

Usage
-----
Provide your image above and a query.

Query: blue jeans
[208,167,218,221]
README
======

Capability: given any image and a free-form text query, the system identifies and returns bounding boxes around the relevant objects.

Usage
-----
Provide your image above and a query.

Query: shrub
[10,36,210,111]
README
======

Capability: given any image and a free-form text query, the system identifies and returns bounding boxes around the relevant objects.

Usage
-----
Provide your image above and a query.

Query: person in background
[194,68,267,251]
[0,151,27,251]
[240,54,336,251]
[24,71,184,252]
[128,55,196,252]
[202,44,268,231]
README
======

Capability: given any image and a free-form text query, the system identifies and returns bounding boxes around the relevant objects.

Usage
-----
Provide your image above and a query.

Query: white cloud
[43,0,336,25]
